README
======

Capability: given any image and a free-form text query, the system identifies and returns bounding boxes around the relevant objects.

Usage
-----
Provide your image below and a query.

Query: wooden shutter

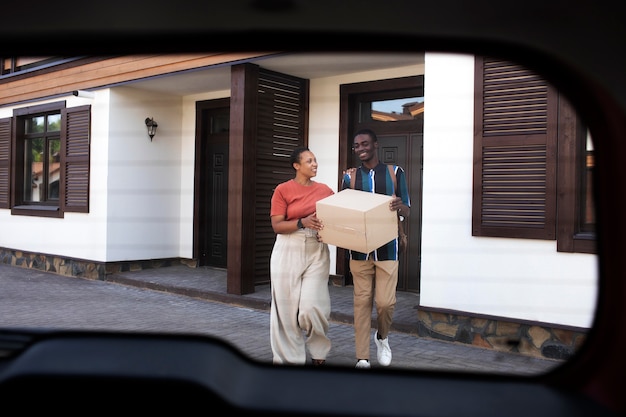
[60,105,91,213]
[472,57,557,239]
[254,68,308,281]
[0,117,11,209]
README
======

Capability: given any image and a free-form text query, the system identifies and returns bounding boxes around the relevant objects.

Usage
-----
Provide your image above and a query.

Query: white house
[0,52,595,358]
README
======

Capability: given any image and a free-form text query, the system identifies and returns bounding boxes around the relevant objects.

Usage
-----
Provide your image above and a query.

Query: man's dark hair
[353,128,378,142]
[290,146,310,167]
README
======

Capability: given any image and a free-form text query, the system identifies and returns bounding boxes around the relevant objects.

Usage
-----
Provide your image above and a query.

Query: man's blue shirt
[341,162,410,261]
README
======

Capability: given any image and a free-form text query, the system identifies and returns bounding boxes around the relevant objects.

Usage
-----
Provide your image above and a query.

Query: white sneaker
[374,331,392,366]
[355,359,371,369]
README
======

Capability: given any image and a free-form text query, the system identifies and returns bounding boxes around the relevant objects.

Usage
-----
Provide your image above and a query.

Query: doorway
[194,99,230,268]
[340,76,424,292]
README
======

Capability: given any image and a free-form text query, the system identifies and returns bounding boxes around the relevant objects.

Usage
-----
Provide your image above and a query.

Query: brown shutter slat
[61,105,90,213]
[0,118,11,209]
[482,62,549,138]
[254,68,308,282]
[473,57,557,239]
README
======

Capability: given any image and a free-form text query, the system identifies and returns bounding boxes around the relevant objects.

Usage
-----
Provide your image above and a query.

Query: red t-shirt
[270,180,334,220]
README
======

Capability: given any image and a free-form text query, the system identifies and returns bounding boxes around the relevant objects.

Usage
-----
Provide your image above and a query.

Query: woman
[269,146,334,366]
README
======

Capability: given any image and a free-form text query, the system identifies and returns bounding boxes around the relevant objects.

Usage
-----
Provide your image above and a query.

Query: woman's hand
[302,213,324,231]
[271,213,325,234]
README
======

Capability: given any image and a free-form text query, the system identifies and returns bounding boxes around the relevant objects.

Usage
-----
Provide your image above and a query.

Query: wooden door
[341,75,424,292]
[195,101,230,268]
[376,133,422,292]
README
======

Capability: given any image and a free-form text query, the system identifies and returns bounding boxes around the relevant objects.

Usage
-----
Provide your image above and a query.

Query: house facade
[0,52,596,359]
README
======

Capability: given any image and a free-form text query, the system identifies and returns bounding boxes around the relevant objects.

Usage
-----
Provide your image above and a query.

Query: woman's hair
[353,128,378,142]
[290,146,310,168]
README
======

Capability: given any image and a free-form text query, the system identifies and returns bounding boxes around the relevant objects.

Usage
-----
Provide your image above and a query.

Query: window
[22,112,61,204]
[0,101,91,217]
[581,132,595,232]
[473,56,596,253]
[1,57,68,76]
[359,96,424,122]
[556,108,596,254]
[350,84,425,135]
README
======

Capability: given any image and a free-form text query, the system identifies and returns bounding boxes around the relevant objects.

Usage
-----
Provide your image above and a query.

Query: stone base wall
[0,247,194,280]
[417,308,588,360]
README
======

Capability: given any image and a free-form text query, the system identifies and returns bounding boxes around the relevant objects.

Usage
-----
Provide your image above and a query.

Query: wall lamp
[145,117,158,141]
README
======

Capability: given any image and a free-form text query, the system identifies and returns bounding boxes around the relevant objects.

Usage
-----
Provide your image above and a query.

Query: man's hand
[389,196,409,218]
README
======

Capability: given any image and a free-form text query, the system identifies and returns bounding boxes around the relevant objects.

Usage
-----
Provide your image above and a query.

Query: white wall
[420,53,597,328]
[0,92,110,261]
[105,87,183,261]
[0,87,221,263]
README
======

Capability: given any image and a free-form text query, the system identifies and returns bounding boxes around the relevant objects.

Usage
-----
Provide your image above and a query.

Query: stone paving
[0,249,584,361]
[0,263,564,375]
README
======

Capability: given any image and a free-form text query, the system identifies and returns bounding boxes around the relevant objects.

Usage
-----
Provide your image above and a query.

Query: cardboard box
[316,189,397,253]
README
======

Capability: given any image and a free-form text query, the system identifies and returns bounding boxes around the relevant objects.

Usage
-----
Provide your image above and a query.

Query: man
[342,128,411,369]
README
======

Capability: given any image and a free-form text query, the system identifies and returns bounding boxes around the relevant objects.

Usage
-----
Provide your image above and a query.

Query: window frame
[556,95,596,254]
[0,57,85,78]
[473,56,596,254]
[18,110,61,206]
[1,101,91,218]
[11,102,65,218]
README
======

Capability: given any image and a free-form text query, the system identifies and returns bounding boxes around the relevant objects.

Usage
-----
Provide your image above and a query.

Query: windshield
[0,52,596,375]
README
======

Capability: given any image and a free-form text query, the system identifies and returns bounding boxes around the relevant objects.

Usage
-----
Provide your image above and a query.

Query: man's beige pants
[350,259,398,360]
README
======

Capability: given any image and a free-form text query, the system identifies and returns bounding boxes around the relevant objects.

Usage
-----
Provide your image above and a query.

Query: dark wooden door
[348,132,422,292]
[376,133,422,292]
[196,104,230,268]
[343,76,424,292]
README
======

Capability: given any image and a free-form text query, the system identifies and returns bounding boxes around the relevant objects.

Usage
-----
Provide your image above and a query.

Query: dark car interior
[1,1,625,415]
